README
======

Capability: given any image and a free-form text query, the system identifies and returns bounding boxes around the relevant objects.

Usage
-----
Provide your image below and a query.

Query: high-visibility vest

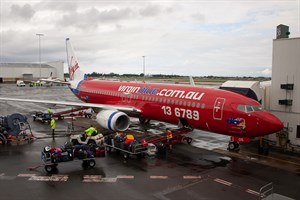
[50,119,56,129]
[166,131,173,140]
[85,127,97,137]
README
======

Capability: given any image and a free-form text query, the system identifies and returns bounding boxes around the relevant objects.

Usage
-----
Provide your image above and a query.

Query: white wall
[271,38,300,113]
[270,37,300,146]
[47,61,64,80]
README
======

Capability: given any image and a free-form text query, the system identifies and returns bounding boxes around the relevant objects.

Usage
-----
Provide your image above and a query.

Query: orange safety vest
[166,131,173,140]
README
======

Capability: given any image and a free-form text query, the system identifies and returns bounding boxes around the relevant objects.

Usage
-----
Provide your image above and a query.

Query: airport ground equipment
[70,133,104,146]
[32,108,93,122]
[104,127,192,159]
[52,107,93,120]
[16,80,26,87]
[41,143,99,173]
[32,112,53,123]
[141,127,193,146]
[0,113,34,144]
[104,133,155,159]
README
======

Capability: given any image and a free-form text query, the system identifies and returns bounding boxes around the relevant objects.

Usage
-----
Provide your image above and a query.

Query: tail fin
[66,38,87,83]
[49,72,53,80]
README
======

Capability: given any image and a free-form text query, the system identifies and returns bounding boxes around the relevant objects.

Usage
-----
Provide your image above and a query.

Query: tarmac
[0,84,300,200]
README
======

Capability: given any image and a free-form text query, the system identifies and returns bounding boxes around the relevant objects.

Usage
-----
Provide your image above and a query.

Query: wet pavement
[0,84,299,200]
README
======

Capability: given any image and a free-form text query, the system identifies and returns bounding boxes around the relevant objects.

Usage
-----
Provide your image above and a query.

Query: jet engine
[96,110,130,132]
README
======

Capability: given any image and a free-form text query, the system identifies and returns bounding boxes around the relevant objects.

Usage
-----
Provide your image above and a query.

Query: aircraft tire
[186,137,193,144]
[228,142,239,151]
[228,142,236,151]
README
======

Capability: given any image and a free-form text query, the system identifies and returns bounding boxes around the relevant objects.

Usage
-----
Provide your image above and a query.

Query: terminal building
[0,61,64,83]
[268,25,300,150]
[221,25,300,151]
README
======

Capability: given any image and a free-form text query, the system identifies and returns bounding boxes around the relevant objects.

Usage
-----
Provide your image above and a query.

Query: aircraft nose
[259,112,284,135]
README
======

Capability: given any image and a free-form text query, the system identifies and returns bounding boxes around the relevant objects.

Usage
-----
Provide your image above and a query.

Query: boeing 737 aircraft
[0,38,283,150]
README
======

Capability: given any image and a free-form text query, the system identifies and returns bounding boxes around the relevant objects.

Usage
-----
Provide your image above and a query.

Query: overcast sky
[0,0,299,77]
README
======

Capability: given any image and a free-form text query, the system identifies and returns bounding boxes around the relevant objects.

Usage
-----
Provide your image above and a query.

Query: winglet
[189,76,195,86]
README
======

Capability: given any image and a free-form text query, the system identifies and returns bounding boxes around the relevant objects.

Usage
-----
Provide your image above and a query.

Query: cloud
[139,4,161,17]
[1,1,299,77]
[261,68,272,76]
[9,4,36,21]
[58,7,133,29]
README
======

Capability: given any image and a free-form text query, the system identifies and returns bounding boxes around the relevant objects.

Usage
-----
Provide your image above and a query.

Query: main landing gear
[139,118,150,125]
[228,141,240,151]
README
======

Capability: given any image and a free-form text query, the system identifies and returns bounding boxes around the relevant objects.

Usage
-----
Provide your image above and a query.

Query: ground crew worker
[50,117,56,139]
[48,107,52,114]
[85,125,98,137]
[166,128,173,151]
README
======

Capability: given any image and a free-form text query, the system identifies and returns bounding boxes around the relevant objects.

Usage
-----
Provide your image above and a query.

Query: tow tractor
[70,133,104,146]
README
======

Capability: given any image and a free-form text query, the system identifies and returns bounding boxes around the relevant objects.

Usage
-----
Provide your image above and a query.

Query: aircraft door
[122,92,131,103]
[213,98,225,120]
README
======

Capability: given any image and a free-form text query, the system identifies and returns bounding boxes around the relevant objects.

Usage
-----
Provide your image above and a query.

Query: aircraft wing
[0,97,141,113]
[39,79,70,85]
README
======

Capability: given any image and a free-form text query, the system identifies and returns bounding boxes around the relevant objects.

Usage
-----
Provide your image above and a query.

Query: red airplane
[0,38,283,150]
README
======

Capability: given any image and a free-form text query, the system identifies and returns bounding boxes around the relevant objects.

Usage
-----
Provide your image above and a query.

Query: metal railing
[259,182,273,200]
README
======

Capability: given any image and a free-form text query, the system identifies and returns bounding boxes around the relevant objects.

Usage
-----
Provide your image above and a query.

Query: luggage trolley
[41,143,96,173]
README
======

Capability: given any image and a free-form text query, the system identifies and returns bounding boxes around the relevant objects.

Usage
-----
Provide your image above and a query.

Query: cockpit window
[246,106,254,112]
[252,105,263,111]
[237,105,246,112]
[237,105,262,113]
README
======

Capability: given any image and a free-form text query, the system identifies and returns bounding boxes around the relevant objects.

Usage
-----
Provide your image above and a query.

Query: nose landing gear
[228,141,240,151]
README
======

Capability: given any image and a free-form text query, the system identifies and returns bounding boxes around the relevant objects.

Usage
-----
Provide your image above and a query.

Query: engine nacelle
[96,110,130,132]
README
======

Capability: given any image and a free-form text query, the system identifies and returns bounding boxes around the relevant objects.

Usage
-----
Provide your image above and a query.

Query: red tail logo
[70,56,79,80]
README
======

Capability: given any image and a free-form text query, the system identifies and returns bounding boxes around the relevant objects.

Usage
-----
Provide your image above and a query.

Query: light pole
[142,56,145,82]
[36,33,44,78]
